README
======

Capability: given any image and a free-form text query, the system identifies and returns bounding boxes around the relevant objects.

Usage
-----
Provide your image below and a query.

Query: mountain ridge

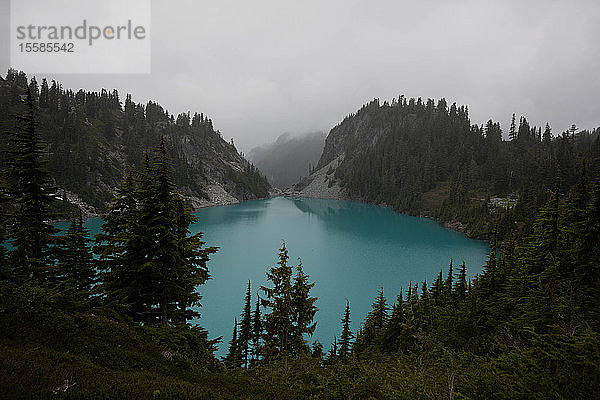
[248,131,325,189]
[0,69,271,217]
[292,97,600,239]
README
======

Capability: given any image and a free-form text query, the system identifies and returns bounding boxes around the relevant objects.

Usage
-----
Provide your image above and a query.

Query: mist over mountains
[248,131,325,189]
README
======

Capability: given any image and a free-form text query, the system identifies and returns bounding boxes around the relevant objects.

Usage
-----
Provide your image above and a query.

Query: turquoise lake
[68,196,489,357]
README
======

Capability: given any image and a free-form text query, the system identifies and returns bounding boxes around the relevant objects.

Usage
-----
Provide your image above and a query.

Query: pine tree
[38,78,49,108]
[225,318,241,368]
[260,242,294,359]
[260,243,317,359]
[382,288,409,353]
[311,341,324,359]
[96,139,216,325]
[135,151,158,324]
[251,296,262,365]
[338,299,353,360]
[142,137,217,326]
[454,261,468,301]
[291,259,317,353]
[518,116,531,141]
[353,288,389,354]
[57,212,97,293]
[148,137,180,325]
[444,259,454,299]
[28,77,39,102]
[543,123,552,143]
[239,280,252,368]
[369,287,389,330]
[389,289,404,326]
[431,270,444,303]
[95,168,147,320]
[326,337,338,363]
[509,113,517,141]
[5,87,58,282]
[169,191,216,324]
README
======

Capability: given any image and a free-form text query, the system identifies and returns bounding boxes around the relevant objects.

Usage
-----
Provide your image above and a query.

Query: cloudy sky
[1,0,599,151]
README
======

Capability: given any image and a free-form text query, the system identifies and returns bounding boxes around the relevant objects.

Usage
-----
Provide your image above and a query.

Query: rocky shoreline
[284,156,348,200]
[60,168,479,241]
[55,181,277,222]
[281,159,480,241]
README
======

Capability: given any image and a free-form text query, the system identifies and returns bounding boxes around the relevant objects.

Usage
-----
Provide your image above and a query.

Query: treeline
[2,82,599,398]
[220,168,600,398]
[329,97,600,239]
[223,244,318,369]
[348,171,600,356]
[0,69,270,212]
[0,88,219,366]
[342,168,600,397]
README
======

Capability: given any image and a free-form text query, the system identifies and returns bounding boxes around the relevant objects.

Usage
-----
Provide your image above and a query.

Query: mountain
[293,97,600,239]
[248,131,325,188]
[0,70,270,216]
[3,74,600,399]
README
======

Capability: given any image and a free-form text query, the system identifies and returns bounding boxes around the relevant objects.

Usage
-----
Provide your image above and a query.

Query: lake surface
[65,196,489,357]
[189,197,489,356]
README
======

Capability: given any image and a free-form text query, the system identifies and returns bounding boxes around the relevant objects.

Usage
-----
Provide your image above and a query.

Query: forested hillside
[223,161,600,399]
[1,83,599,398]
[0,69,270,216]
[298,97,600,239]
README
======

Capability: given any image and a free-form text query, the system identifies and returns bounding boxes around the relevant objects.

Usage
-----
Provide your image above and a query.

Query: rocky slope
[291,96,600,239]
[0,70,270,216]
[289,100,384,201]
[286,156,347,200]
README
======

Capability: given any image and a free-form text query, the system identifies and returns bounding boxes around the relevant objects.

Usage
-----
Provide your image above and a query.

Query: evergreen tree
[517,116,531,141]
[369,287,389,330]
[543,123,552,143]
[5,87,58,282]
[38,78,49,108]
[148,137,180,325]
[95,168,147,319]
[261,243,317,360]
[251,296,262,365]
[431,270,444,303]
[142,137,217,326]
[57,212,97,293]
[28,77,39,102]
[224,318,241,368]
[382,288,412,352]
[134,151,158,324]
[444,259,454,299]
[260,242,294,359]
[291,259,317,353]
[326,337,338,363]
[96,139,216,325]
[239,280,252,368]
[338,299,353,360]
[454,261,468,301]
[509,113,517,141]
[311,341,324,359]
[389,289,404,326]
[354,287,389,353]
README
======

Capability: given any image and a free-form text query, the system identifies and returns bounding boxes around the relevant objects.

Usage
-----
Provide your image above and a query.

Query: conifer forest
[1,66,599,399]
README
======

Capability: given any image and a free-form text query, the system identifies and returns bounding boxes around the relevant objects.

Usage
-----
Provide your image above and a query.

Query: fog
[1,0,599,152]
